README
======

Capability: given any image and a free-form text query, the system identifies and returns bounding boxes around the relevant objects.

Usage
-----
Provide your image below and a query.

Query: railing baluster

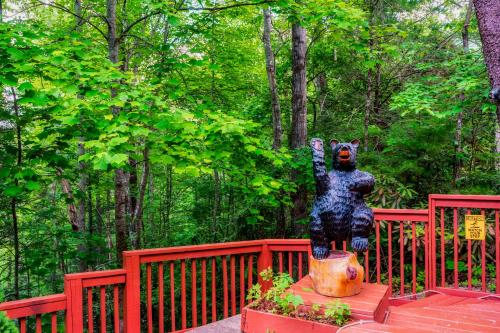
[288,252,293,277]
[222,256,228,318]
[496,210,500,294]
[400,221,404,296]
[365,249,369,283]
[87,288,93,333]
[298,253,303,279]
[388,222,393,297]
[453,208,458,288]
[211,257,217,322]
[247,255,253,298]
[170,262,176,332]
[412,222,416,294]
[100,286,106,333]
[481,209,486,292]
[230,256,236,316]
[343,241,347,252]
[424,222,429,290]
[113,286,119,333]
[202,259,207,325]
[36,315,42,333]
[181,260,187,329]
[376,221,380,284]
[192,259,198,328]
[240,255,245,311]
[158,262,164,333]
[19,318,26,333]
[147,263,153,333]
[467,209,472,290]
[51,313,57,333]
[278,252,283,273]
[440,207,445,287]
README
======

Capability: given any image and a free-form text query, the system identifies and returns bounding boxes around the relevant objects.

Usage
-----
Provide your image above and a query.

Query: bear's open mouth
[339,150,350,163]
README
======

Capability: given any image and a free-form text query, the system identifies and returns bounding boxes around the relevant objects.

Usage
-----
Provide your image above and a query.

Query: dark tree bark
[11,88,21,299]
[290,23,308,150]
[262,8,286,236]
[313,72,327,132]
[262,8,283,150]
[364,65,373,152]
[454,0,473,185]
[132,147,149,249]
[473,0,500,170]
[290,22,308,235]
[107,0,129,262]
[212,169,221,241]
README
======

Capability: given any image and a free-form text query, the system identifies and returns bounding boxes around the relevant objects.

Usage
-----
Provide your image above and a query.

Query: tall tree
[454,0,474,185]
[262,8,282,150]
[290,22,308,235]
[106,0,129,262]
[473,0,500,170]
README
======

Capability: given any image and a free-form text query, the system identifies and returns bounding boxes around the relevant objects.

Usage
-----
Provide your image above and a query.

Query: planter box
[241,307,340,333]
[241,276,390,333]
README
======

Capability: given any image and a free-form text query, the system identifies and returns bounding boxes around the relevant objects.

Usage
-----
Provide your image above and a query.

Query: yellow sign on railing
[465,214,485,240]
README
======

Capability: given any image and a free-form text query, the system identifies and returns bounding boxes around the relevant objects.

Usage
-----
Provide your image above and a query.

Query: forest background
[0,0,498,302]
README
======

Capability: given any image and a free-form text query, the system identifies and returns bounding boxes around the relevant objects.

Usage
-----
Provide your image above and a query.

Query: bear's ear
[330,139,339,148]
[350,139,360,148]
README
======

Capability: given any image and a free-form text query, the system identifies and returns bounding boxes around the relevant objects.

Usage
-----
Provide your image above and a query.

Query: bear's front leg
[350,206,373,252]
[310,138,330,197]
[310,212,329,259]
[351,170,375,195]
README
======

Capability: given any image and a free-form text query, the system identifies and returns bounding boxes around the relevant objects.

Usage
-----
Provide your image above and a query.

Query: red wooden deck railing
[0,195,498,333]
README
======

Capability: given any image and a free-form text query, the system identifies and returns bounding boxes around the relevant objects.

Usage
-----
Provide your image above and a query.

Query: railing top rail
[64,268,126,281]
[429,194,500,201]
[429,194,500,209]
[0,294,66,319]
[373,208,428,222]
[123,239,265,259]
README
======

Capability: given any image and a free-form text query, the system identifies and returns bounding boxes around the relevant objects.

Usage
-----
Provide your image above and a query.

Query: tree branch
[36,0,108,40]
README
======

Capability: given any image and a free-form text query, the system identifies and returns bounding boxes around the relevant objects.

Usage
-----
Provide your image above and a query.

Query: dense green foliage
[0,0,498,304]
[0,311,18,333]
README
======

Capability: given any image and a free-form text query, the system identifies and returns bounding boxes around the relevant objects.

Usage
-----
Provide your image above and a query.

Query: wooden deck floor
[190,287,500,332]
[344,293,500,332]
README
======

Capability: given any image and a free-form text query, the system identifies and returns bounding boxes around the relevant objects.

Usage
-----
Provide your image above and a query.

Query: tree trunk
[262,8,286,236]
[212,169,221,241]
[132,147,149,249]
[290,23,308,236]
[473,0,500,170]
[454,0,474,185]
[473,0,500,103]
[364,37,374,153]
[107,0,129,262]
[262,8,282,150]
[11,88,21,299]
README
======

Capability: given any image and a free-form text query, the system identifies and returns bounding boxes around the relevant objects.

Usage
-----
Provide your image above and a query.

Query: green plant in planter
[324,300,351,326]
[247,270,304,316]
[0,312,18,333]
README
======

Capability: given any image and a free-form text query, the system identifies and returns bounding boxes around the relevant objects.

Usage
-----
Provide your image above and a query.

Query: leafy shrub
[323,300,351,326]
[0,312,18,333]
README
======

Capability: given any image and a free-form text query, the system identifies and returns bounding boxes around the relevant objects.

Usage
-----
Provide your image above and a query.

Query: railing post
[123,254,141,333]
[64,276,83,333]
[257,242,273,291]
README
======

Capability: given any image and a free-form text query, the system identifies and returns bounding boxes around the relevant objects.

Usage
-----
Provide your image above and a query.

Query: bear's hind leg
[350,206,373,252]
[311,212,329,259]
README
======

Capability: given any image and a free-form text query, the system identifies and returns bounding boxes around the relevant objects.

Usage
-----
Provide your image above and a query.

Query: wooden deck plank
[291,276,389,322]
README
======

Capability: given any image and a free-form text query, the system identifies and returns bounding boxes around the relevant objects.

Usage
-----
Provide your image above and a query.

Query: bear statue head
[330,139,359,170]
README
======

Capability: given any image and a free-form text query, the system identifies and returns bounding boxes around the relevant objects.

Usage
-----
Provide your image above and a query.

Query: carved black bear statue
[310,138,375,259]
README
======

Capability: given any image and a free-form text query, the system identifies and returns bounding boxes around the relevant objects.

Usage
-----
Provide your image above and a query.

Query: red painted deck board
[291,276,389,322]
[342,322,441,333]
